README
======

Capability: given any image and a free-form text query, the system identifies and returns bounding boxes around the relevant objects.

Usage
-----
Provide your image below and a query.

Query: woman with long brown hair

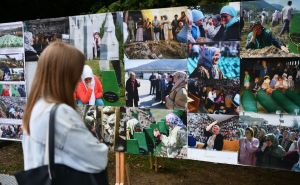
[22,42,108,174]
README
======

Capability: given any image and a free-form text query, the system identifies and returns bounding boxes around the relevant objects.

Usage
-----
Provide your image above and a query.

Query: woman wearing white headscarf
[165,71,187,110]
[74,65,104,105]
[153,113,187,158]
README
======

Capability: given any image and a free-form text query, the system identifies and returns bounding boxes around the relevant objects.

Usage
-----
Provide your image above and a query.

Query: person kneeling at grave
[74,65,104,106]
[246,21,289,52]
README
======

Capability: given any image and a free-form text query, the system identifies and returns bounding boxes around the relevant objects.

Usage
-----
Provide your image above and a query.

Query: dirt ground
[1,142,299,185]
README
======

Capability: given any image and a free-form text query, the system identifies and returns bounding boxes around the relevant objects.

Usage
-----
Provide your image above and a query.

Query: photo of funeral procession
[241,0,300,58]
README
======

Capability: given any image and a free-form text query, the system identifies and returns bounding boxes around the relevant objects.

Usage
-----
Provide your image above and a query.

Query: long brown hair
[23,41,85,134]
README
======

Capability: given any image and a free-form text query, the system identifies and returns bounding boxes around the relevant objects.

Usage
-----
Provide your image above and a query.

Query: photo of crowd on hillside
[0,123,22,141]
[188,41,240,80]
[125,59,187,110]
[123,7,188,59]
[188,78,240,115]
[0,96,25,120]
[24,17,69,61]
[188,2,240,43]
[70,12,122,61]
[241,58,300,114]
[241,0,300,58]
[0,22,24,54]
[122,107,187,158]
[239,112,300,171]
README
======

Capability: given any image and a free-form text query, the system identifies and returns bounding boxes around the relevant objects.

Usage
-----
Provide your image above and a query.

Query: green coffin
[285,90,300,107]
[101,70,121,106]
[272,90,300,114]
[256,89,283,113]
[241,90,258,112]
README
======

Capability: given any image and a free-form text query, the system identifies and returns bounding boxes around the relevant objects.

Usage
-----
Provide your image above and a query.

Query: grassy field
[1,142,299,185]
[289,13,300,54]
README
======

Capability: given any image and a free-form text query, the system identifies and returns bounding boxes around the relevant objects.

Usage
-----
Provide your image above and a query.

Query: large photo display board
[0,0,299,172]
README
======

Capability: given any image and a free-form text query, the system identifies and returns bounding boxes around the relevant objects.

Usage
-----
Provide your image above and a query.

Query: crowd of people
[243,61,299,94]
[125,11,187,43]
[188,79,240,114]
[0,96,25,119]
[237,121,299,171]
[189,42,239,80]
[0,124,22,140]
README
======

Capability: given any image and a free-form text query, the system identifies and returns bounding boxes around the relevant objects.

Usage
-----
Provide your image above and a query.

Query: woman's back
[23,98,108,173]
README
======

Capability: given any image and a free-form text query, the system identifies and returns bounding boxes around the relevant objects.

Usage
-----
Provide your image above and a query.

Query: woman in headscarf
[153,113,187,158]
[165,71,187,110]
[220,5,240,41]
[291,138,300,172]
[204,121,223,151]
[239,127,259,166]
[74,65,104,106]
[260,133,286,169]
[270,74,279,89]
[136,18,144,42]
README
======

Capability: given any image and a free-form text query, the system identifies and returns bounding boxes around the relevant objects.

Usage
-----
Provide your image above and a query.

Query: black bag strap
[48,104,60,180]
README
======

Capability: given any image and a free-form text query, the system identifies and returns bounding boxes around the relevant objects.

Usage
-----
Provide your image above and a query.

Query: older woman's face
[266,137,273,147]
[221,13,232,24]
[84,77,92,84]
[245,130,252,140]
[130,74,136,80]
[212,125,220,135]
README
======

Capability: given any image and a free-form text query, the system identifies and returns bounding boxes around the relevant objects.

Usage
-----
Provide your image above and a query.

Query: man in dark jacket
[126,72,140,107]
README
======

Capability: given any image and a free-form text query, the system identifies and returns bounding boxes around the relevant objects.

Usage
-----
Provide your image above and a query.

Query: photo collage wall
[0,0,300,172]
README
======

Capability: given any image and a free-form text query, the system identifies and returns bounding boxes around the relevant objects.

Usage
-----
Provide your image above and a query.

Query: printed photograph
[0,84,26,97]
[70,12,122,61]
[239,112,300,171]
[0,22,24,54]
[123,7,188,59]
[188,41,240,80]
[241,58,300,114]
[77,106,125,152]
[24,17,70,61]
[122,107,187,158]
[188,78,240,114]
[0,123,22,141]
[0,96,26,120]
[241,0,300,58]
[188,2,240,43]
[187,113,240,164]
[125,59,187,110]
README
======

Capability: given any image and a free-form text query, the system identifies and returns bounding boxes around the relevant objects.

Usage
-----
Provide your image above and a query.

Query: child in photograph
[74,65,104,106]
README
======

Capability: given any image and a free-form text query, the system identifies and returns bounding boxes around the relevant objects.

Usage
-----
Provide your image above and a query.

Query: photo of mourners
[241,0,300,58]
[0,84,26,97]
[188,2,240,43]
[0,123,22,141]
[0,96,26,120]
[241,58,300,114]
[123,7,188,59]
[70,12,122,61]
[125,59,187,109]
[188,78,240,115]
[0,54,24,81]
[24,17,69,61]
[77,106,125,152]
[239,112,300,171]
[187,114,240,164]
[74,59,125,106]
[188,42,240,80]
[0,22,24,54]
[122,107,187,158]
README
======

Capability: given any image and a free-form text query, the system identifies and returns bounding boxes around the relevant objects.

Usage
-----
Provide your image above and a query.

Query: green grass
[289,13,300,54]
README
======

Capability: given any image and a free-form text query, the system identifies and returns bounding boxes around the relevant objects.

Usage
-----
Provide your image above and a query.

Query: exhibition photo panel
[122,107,187,158]
[241,57,300,115]
[125,59,187,110]
[0,22,24,55]
[123,7,188,59]
[241,0,300,58]
[0,123,22,141]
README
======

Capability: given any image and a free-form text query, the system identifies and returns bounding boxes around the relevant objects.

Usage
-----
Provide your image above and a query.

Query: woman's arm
[75,83,93,104]
[206,121,218,131]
